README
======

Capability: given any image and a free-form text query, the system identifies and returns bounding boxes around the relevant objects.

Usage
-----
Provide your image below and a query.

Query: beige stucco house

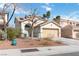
[15,15,61,38]
[60,19,79,39]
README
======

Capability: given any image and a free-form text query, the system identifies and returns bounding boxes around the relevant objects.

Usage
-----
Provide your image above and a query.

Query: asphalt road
[51,52,79,56]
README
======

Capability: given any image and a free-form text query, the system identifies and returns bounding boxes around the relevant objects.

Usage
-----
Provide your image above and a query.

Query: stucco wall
[0,13,8,24]
[61,26,72,38]
[72,30,79,39]
[40,22,61,38]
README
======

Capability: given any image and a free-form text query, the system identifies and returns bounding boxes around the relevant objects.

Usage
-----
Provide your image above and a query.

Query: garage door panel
[74,31,79,38]
[42,28,59,38]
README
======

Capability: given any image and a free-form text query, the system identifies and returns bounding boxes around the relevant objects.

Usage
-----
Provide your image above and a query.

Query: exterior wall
[72,30,79,39]
[20,21,30,37]
[40,22,61,38]
[60,21,68,28]
[0,13,8,24]
[4,13,8,23]
[60,20,79,39]
[61,26,72,38]
[60,20,79,28]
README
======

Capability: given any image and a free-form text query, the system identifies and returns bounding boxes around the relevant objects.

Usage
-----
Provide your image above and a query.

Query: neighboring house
[15,15,61,38]
[60,19,79,39]
[0,12,8,30]
[0,12,8,39]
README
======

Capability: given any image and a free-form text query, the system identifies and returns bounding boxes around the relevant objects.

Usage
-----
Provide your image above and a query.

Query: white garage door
[74,30,79,38]
[42,28,59,38]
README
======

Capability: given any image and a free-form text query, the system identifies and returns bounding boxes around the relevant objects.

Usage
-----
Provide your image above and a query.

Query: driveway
[58,38,79,45]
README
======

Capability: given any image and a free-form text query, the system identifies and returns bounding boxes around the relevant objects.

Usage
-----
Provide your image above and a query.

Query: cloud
[0,4,4,9]
[61,11,79,21]
[42,5,52,11]
[15,7,31,15]
[0,3,31,15]
[41,3,55,11]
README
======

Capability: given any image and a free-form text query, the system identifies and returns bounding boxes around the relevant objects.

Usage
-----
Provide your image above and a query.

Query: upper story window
[70,22,72,24]
[76,24,79,27]
[20,18,24,20]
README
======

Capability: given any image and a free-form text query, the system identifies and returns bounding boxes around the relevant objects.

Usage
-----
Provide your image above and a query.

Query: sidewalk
[0,45,79,56]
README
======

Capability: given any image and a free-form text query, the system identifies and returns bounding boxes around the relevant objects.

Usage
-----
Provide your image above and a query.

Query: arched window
[25,23,31,30]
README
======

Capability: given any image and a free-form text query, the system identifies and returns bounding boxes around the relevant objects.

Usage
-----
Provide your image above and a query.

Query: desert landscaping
[0,38,64,49]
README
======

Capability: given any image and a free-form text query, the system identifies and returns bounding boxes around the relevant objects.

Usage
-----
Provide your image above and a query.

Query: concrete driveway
[58,38,79,45]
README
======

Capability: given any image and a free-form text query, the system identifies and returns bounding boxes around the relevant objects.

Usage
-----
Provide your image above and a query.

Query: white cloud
[61,11,79,21]
[45,3,50,6]
[41,3,55,11]
[0,3,31,15]
[15,7,31,15]
[0,4,4,8]
[42,5,52,11]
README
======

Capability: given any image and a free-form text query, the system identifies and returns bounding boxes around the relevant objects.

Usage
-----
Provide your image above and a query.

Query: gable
[41,22,60,29]
[21,19,46,27]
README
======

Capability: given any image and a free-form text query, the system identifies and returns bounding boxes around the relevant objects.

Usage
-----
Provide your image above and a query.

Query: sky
[0,3,79,27]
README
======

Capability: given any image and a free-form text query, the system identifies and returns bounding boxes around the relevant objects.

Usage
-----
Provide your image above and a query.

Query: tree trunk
[31,27,34,40]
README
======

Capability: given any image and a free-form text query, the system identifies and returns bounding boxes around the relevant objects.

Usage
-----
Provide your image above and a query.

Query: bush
[43,38,52,41]
[7,28,16,40]
[15,28,21,38]
[7,28,21,40]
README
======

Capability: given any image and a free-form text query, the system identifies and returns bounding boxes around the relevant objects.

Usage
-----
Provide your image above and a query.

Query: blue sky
[0,3,79,27]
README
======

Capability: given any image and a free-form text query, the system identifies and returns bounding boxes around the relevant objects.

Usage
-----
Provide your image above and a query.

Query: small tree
[43,14,47,18]
[27,9,38,39]
[46,11,51,19]
[43,11,51,19]
[53,16,61,24]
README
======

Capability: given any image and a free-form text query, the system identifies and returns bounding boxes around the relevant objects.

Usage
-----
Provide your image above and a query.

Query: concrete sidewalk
[0,45,79,56]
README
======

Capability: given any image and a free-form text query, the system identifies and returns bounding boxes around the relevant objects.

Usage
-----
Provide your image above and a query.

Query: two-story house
[60,19,79,39]
[15,15,61,38]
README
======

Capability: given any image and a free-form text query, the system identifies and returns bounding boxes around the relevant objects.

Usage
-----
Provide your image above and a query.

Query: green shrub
[15,28,21,38]
[7,27,21,40]
[7,28,17,40]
